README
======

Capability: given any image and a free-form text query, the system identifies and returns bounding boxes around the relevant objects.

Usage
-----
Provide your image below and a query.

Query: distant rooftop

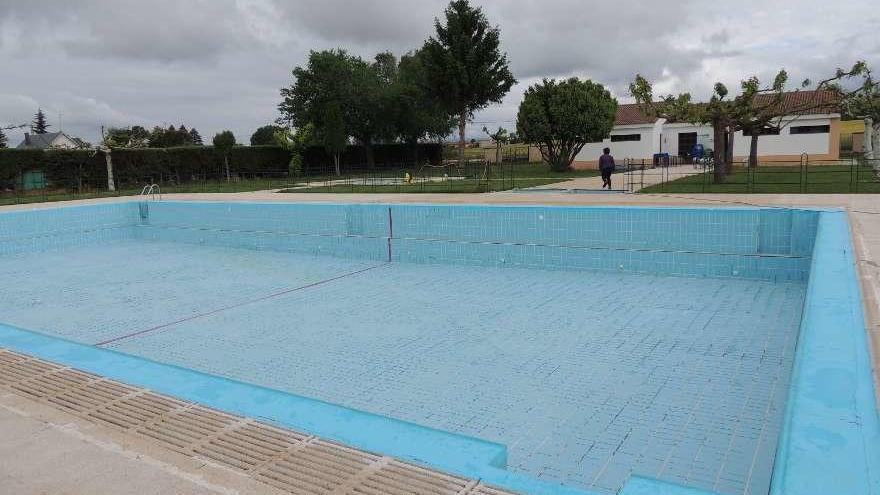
[614,90,841,126]
[17,132,88,150]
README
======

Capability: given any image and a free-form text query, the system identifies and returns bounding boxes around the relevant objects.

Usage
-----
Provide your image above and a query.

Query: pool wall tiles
[389,206,818,255]
[389,206,819,282]
[0,203,141,255]
[136,202,391,261]
[0,202,819,281]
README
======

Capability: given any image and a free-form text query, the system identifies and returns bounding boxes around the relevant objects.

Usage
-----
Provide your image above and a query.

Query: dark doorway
[678,132,698,157]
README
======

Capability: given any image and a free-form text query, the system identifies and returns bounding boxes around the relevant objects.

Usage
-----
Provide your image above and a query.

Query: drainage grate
[0,348,518,495]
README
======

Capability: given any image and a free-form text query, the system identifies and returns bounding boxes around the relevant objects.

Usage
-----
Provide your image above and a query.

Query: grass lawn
[0,163,598,205]
[283,163,598,193]
[640,165,880,193]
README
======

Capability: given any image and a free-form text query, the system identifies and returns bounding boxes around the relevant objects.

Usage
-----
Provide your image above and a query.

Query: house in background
[17,132,88,150]
[574,90,842,168]
[13,132,90,190]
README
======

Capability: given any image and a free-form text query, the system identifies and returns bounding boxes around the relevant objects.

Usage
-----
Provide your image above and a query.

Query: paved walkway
[0,348,513,495]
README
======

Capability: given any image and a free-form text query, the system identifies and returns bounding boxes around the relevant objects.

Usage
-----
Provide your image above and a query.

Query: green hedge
[0,143,443,191]
[0,146,291,190]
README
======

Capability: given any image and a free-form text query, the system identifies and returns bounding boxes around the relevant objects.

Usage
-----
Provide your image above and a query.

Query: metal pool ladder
[139,184,162,202]
[138,184,161,220]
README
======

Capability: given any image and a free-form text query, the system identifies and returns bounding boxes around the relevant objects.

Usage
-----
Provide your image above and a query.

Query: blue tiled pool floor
[0,240,806,495]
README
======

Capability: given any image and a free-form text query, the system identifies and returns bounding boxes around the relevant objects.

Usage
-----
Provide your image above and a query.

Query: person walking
[599,147,615,189]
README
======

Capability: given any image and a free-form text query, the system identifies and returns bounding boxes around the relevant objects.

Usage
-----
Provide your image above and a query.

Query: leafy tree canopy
[250,125,284,146]
[391,49,455,146]
[517,78,617,171]
[148,124,201,147]
[104,126,150,148]
[421,0,516,118]
[212,130,236,152]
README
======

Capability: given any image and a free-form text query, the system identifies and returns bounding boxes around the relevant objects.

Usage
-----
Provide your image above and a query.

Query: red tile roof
[614,90,840,126]
[753,90,840,115]
[614,104,657,125]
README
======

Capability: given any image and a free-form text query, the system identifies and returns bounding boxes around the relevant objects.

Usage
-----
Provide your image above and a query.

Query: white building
[574,90,841,168]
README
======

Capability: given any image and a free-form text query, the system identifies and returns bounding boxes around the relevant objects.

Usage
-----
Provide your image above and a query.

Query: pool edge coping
[769,210,880,495]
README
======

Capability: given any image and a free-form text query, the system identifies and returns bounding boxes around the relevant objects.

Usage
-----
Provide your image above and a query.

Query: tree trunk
[712,120,726,183]
[334,153,340,176]
[410,138,419,167]
[104,150,116,192]
[224,155,230,182]
[749,133,759,168]
[725,129,735,173]
[364,141,375,169]
[865,117,878,178]
[458,111,467,166]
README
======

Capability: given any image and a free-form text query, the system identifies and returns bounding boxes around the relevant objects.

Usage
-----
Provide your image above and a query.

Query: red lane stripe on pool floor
[95,263,387,347]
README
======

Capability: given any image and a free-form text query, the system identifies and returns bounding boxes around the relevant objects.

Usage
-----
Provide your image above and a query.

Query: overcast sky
[1,0,878,146]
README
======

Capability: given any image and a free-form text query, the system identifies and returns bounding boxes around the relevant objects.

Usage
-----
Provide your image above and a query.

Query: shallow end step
[0,322,507,473]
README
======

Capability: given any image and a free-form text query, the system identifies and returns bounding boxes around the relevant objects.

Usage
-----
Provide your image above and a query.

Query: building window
[790,125,830,135]
[610,134,641,142]
[743,126,780,136]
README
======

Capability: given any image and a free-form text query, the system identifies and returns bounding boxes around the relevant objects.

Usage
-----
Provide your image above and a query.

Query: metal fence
[621,153,880,193]
[0,160,532,205]
[0,171,296,207]
[283,160,522,193]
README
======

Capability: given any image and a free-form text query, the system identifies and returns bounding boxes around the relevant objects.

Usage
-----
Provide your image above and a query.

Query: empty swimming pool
[0,201,875,495]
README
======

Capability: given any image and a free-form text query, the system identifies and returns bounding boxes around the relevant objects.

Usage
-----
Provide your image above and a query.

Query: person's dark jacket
[599,154,615,171]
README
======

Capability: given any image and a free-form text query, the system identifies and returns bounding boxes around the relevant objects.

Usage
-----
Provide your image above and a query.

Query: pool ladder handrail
[139,184,162,202]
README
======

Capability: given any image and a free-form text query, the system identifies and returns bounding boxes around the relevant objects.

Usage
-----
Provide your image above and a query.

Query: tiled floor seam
[0,347,518,495]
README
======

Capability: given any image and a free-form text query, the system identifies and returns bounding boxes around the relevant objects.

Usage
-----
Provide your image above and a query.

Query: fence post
[800,153,808,193]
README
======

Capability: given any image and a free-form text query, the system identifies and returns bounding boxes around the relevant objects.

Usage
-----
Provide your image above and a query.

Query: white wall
[577,114,835,164]
[576,120,663,162]
[659,115,834,157]
[732,116,832,157]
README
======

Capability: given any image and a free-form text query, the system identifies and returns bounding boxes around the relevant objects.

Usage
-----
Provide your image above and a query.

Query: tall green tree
[251,125,283,146]
[421,0,516,164]
[101,125,151,192]
[104,126,150,148]
[279,49,388,169]
[31,108,50,134]
[0,128,6,148]
[482,126,508,165]
[149,124,197,147]
[322,103,347,176]
[392,50,455,163]
[280,49,354,172]
[189,128,203,145]
[517,78,617,171]
[274,124,314,177]
[346,54,386,168]
[212,130,236,181]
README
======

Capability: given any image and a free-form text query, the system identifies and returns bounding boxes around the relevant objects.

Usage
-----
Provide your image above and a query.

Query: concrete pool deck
[1,190,879,495]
